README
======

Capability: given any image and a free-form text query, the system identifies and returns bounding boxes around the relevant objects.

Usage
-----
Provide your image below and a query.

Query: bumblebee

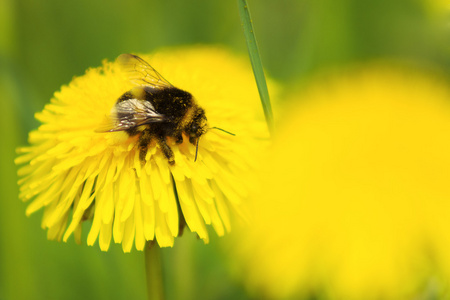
[100,53,208,165]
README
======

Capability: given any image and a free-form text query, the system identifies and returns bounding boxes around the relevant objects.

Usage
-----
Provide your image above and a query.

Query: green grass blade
[237,0,274,134]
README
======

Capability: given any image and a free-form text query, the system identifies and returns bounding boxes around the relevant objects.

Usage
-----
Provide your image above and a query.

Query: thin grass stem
[237,0,274,134]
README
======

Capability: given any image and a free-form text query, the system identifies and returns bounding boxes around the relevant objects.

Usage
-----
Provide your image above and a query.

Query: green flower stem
[237,0,274,135]
[145,241,165,300]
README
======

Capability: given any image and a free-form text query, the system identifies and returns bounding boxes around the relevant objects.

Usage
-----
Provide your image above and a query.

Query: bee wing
[117,53,173,89]
[96,99,165,132]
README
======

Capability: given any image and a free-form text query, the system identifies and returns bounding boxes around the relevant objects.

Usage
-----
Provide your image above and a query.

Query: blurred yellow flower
[234,65,450,299]
[16,46,266,252]
[425,0,450,15]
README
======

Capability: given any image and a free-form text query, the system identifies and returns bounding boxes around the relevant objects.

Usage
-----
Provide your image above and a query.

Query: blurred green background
[1,0,449,299]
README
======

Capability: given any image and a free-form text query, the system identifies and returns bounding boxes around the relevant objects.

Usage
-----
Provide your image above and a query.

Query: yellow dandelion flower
[233,65,450,299]
[16,46,267,252]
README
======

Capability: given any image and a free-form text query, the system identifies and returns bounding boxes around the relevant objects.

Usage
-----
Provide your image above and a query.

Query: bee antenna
[194,138,200,162]
[210,127,236,136]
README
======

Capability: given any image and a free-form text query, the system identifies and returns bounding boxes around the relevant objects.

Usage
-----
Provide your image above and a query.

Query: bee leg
[139,147,149,165]
[175,132,183,144]
[157,136,175,165]
[189,136,197,145]
[139,129,152,165]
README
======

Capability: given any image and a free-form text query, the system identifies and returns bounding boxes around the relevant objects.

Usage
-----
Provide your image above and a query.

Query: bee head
[188,107,207,144]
